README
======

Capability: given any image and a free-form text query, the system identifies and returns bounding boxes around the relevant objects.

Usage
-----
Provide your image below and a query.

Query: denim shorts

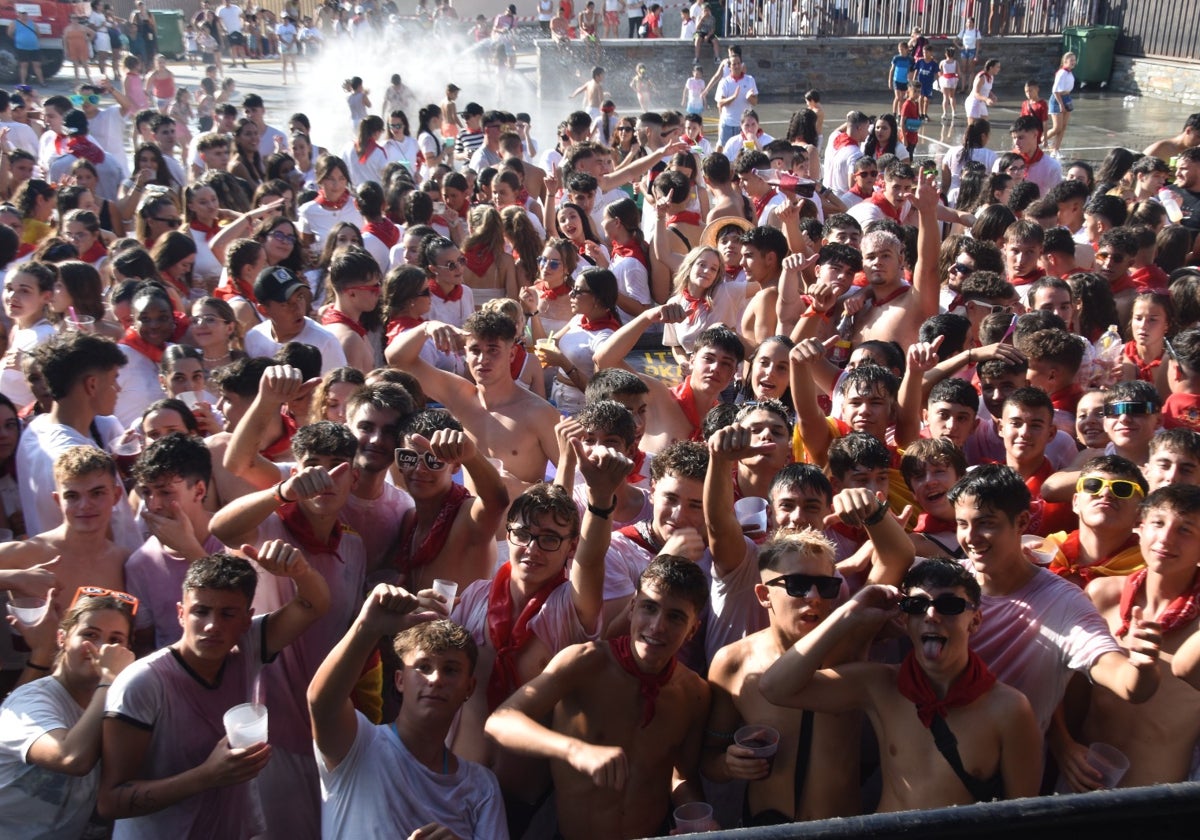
[1049,94,1073,114]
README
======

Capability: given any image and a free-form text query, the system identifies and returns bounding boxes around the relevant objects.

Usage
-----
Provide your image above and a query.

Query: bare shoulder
[0,538,50,567]
[986,680,1036,725]
[708,636,753,690]
[1084,575,1124,613]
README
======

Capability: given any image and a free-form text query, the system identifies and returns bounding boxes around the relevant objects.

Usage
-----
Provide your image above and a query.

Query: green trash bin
[1062,25,1120,87]
[151,10,186,61]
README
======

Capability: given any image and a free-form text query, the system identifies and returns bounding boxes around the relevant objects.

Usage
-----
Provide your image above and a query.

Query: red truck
[0,0,92,81]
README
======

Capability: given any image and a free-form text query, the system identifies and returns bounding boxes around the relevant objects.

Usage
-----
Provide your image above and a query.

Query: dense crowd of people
[0,7,1199,839]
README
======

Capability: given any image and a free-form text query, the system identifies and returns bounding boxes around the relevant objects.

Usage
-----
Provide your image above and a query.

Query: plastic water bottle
[1095,325,1125,387]
[1159,189,1184,224]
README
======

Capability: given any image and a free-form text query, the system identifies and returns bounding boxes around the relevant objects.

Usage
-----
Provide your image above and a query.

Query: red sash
[869,283,912,308]
[510,343,527,381]
[188,218,221,241]
[278,501,344,559]
[65,134,106,164]
[215,276,257,305]
[611,238,648,268]
[1116,568,1200,638]
[80,240,108,264]
[486,561,568,709]
[395,483,471,573]
[428,278,464,302]
[867,191,901,221]
[119,328,166,365]
[1123,341,1162,382]
[357,139,384,164]
[610,635,675,727]
[1129,264,1169,293]
[1108,271,1137,296]
[618,521,662,555]
[1048,530,1142,585]
[1011,267,1046,287]
[752,188,779,219]
[681,288,712,323]
[1019,147,1044,168]
[832,132,859,151]
[897,649,996,728]
[628,448,647,485]
[321,307,367,338]
[260,408,298,460]
[667,211,702,227]
[536,280,571,301]
[1049,383,1084,414]
[913,512,957,535]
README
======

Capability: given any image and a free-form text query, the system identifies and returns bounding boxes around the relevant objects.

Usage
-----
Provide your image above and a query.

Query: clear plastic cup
[1086,742,1130,789]
[223,703,268,748]
[534,338,557,369]
[735,724,780,771]
[65,315,95,333]
[6,597,49,625]
[432,579,458,613]
[673,802,713,834]
[1021,535,1056,566]
[734,497,769,534]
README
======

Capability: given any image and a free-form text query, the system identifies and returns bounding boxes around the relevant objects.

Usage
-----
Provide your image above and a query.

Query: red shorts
[604,11,618,25]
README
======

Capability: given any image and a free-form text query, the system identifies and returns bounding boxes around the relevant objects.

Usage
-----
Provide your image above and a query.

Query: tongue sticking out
[922,636,946,660]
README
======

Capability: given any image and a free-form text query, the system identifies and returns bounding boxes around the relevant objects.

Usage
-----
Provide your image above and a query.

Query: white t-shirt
[959,27,980,50]
[0,120,38,156]
[342,141,389,189]
[124,533,227,649]
[297,198,364,248]
[550,317,614,415]
[662,282,743,353]
[217,3,244,34]
[968,566,1122,733]
[88,105,129,175]
[428,286,476,329]
[188,225,224,286]
[1053,68,1075,95]
[0,677,98,840]
[257,124,289,160]
[609,253,651,321]
[0,320,54,406]
[714,73,759,127]
[317,711,507,840]
[115,343,168,428]
[720,129,775,162]
[244,317,348,375]
[105,616,269,840]
[341,482,413,576]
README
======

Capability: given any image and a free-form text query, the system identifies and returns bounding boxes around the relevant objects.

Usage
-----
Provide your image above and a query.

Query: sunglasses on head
[762,573,842,599]
[394,448,445,472]
[898,593,974,616]
[1076,475,1144,499]
[71,585,139,615]
[1103,401,1158,417]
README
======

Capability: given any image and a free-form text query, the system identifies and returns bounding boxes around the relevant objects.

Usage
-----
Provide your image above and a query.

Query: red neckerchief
[611,238,648,268]
[463,242,495,277]
[724,264,741,278]
[832,132,858,151]
[357,139,383,164]
[618,521,663,554]
[681,288,712,323]
[752,188,779,219]
[395,482,471,573]
[730,70,745,81]
[119,328,166,364]
[1049,530,1140,585]
[1011,267,1046,287]
[316,188,351,211]
[172,311,190,343]
[867,191,902,221]
[448,195,472,217]
[260,408,299,460]
[363,217,400,249]
[64,133,106,164]
[1129,264,1169,293]
[628,448,647,484]
[914,512,957,535]
[431,213,450,229]
[1116,568,1200,638]
[516,186,531,206]
[1049,382,1084,414]
[849,183,874,199]
[829,519,866,543]
[1108,271,1137,296]
[428,278,464,303]
[609,635,675,727]
[580,312,620,332]
[278,501,344,558]
[79,240,108,263]
[536,280,571,301]
[1018,146,1044,168]
[486,560,568,710]
[385,315,425,345]
[215,275,257,305]
[667,211,702,227]
[162,273,190,301]
[321,307,367,338]
[897,649,996,728]
[668,379,703,441]
[510,342,527,381]
[869,283,912,308]
[1123,341,1162,382]
[188,218,221,241]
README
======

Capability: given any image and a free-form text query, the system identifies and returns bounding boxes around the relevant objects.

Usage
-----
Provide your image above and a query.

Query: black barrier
[667,781,1200,839]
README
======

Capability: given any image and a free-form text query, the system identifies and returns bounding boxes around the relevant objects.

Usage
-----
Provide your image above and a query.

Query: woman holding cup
[50,260,124,340]
[0,588,135,838]
[534,267,622,416]
[157,345,222,436]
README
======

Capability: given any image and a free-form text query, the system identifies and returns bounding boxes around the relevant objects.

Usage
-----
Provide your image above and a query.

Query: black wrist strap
[587,495,618,519]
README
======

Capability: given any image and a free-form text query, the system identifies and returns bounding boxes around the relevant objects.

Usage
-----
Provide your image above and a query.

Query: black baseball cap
[254,266,307,303]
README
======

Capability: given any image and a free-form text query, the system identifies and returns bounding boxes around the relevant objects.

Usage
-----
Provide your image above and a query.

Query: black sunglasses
[763,573,841,599]
[898,594,975,616]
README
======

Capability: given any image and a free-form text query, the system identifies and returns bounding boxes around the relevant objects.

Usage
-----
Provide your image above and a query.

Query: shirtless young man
[594,313,743,452]
[844,171,940,349]
[391,409,509,592]
[486,556,712,839]
[387,310,561,489]
[319,246,380,373]
[760,558,1043,808]
[1062,485,1200,790]
[0,446,126,619]
[451,446,629,834]
[704,531,863,825]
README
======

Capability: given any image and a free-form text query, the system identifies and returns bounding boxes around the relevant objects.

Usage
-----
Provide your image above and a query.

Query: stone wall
[536,36,1064,105]
[1111,55,1200,108]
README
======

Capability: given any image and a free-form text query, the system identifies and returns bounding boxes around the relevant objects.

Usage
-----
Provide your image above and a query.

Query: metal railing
[724,0,1099,39]
[1099,0,1200,60]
